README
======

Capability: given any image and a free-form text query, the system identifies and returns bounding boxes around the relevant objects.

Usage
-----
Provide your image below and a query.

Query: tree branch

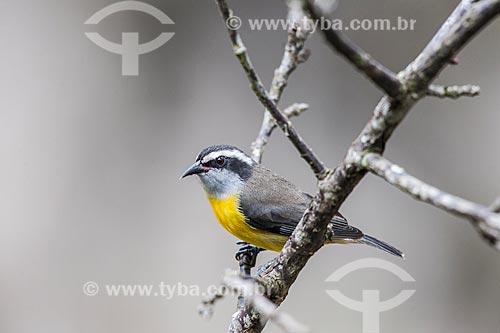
[226,271,309,333]
[215,0,326,178]
[306,0,404,98]
[427,84,480,98]
[213,0,500,332]
[360,152,500,246]
[263,0,500,314]
[199,271,309,332]
[251,0,311,163]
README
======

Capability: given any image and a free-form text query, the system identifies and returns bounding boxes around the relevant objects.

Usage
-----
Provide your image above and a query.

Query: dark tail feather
[360,235,405,259]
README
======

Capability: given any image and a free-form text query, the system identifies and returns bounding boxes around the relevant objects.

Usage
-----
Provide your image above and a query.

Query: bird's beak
[180,162,205,179]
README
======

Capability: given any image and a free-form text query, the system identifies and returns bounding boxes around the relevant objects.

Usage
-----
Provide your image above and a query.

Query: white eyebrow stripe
[201,150,255,165]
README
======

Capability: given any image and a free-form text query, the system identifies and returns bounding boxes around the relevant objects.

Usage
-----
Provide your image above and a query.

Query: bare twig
[283,103,309,118]
[360,152,500,245]
[427,84,480,98]
[252,103,310,161]
[490,197,500,214]
[251,0,312,163]
[198,286,227,320]
[306,0,404,97]
[215,0,326,178]
[200,271,309,333]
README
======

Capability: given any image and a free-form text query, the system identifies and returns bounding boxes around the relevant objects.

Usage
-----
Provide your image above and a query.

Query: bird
[181,144,404,258]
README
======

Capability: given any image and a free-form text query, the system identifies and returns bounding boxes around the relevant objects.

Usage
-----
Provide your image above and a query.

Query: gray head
[181,145,256,199]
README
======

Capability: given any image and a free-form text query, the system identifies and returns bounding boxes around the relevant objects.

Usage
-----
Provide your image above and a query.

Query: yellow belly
[207,195,288,252]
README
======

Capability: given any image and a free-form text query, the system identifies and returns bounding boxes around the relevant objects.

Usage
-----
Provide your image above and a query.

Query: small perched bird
[181,145,403,258]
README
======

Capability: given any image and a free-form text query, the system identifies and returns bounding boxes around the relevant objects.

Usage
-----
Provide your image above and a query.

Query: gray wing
[239,166,364,240]
[239,166,307,236]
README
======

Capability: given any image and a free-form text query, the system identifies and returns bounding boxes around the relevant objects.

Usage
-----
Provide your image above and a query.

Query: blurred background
[1,0,500,332]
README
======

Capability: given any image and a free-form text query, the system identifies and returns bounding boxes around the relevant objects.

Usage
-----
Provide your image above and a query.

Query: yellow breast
[207,194,288,252]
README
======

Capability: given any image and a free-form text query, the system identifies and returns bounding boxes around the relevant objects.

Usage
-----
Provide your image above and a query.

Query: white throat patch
[198,168,244,199]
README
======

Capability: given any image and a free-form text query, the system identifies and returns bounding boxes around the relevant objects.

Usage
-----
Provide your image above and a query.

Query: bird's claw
[234,242,264,270]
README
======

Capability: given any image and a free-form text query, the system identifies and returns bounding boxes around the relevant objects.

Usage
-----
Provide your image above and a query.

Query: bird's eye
[215,156,225,167]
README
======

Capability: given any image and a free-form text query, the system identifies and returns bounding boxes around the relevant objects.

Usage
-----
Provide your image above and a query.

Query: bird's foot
[235,242,264,276]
